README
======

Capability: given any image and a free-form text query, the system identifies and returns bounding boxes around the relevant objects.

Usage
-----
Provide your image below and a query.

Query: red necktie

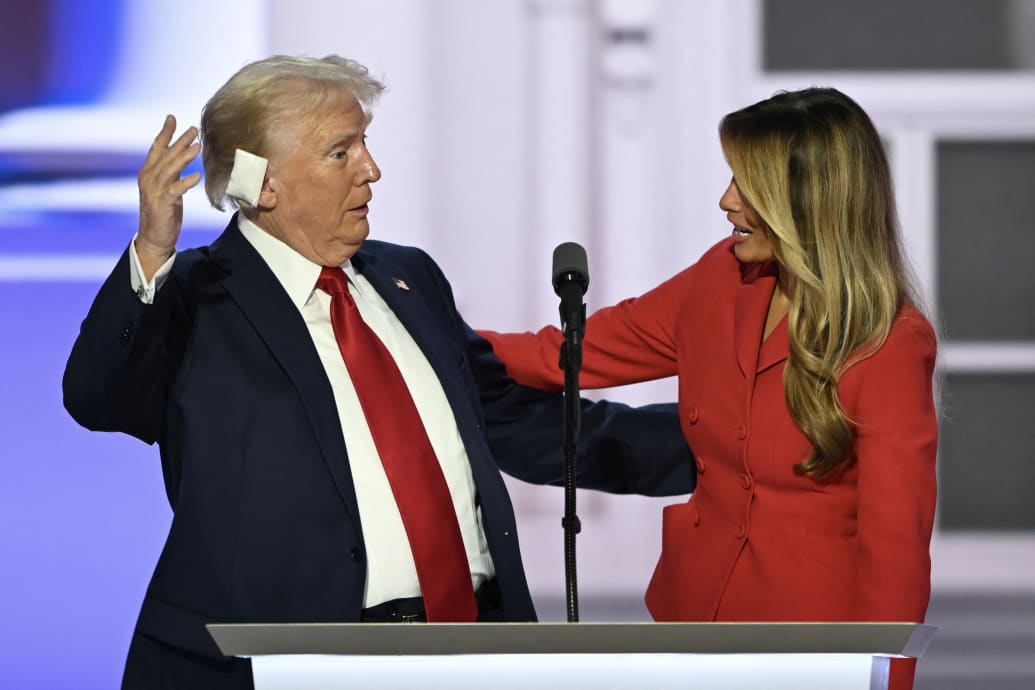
[317,267,477,622]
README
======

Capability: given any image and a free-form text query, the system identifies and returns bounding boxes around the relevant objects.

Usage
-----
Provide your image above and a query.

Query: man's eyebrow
[325,131,363,152]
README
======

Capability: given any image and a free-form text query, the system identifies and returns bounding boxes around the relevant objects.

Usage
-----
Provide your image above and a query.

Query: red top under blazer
[481,237,938,622]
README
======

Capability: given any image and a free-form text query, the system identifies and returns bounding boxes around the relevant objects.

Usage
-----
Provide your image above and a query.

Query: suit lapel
[208,220,362,529]
[351,249,461,393]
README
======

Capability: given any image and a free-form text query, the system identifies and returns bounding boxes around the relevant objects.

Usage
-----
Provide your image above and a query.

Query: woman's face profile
[719,177,776,265]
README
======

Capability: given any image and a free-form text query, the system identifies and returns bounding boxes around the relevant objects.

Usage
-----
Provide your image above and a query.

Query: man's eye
[332,151,347,160]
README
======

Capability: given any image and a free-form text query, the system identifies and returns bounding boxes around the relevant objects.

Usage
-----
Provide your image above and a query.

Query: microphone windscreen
[552,242,590,293]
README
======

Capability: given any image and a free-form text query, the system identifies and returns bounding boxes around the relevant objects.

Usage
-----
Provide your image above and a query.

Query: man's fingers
[136,117,201,253]
[149,115,177,153]
[155,142,201,184]
[170,172,203,198]
[141,141,201,194]
[141,118,198,176]
[171,125,199,152]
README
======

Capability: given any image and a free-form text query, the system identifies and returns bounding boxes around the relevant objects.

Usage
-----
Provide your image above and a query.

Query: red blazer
[481,238,938,622]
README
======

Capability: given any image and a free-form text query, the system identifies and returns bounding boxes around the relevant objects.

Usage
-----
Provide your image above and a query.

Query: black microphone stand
[557,284,586,623]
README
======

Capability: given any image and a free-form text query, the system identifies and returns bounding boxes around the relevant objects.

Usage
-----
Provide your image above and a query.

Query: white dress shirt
[130,218,495,607]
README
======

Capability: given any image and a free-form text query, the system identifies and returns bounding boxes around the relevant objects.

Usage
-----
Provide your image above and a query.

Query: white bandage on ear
[225,149,268,208]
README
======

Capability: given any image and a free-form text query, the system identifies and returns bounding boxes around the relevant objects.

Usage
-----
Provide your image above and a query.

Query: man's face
[261,90,381,266]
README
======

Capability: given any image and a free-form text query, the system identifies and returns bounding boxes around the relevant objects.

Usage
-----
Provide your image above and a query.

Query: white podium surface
[207,622,936,690]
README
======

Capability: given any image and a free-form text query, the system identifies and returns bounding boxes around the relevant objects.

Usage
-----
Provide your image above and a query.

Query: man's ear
[257,176,277,209]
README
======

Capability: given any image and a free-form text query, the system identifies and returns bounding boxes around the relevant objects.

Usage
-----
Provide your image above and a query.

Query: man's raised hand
[135,115,202,280]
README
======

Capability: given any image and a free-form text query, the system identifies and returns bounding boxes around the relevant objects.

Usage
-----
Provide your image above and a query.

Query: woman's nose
[719,180,742,212]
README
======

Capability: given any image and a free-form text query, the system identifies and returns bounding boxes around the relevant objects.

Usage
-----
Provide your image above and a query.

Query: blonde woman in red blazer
[481,88,938,626]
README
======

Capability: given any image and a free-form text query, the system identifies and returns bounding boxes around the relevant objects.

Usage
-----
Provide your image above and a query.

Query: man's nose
[357,151,381,184]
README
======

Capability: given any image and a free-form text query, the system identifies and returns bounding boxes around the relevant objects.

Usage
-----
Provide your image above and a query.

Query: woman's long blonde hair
[720,87,920,477]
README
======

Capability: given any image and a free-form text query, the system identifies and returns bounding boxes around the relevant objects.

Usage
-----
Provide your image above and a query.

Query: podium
[207,621,936,690]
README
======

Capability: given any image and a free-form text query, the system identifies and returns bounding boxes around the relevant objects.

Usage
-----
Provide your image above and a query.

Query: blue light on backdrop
[1,269,167,689]
[0,2,161,687]
[0,217,224,689]
[43,0,123,106]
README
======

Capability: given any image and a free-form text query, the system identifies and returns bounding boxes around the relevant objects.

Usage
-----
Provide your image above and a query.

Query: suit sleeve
[466,324,694,497]
[852,313,939,621]
[62,246,190,444]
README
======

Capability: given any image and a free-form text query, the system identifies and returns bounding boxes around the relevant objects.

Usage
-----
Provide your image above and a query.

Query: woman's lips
[732,226,753,242]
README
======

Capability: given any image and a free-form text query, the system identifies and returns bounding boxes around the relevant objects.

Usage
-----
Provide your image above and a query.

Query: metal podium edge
[206,622,938,658]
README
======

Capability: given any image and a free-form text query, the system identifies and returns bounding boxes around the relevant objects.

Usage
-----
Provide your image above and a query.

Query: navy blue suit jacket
[63,218,694,658]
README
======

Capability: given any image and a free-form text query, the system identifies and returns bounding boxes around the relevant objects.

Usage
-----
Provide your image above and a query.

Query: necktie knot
[317,266,349,298]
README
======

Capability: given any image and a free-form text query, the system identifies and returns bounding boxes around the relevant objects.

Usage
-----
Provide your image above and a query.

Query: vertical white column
[525,0,595,326]
[593,0,660,312]
[667,0,744,262]
[423,0,533,329]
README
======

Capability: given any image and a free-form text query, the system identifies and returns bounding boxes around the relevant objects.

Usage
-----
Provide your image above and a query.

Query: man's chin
[326,227,369,263]
[350,224,370,248]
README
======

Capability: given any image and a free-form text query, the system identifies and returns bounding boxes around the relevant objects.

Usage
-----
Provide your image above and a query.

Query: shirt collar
[237,215,361,309]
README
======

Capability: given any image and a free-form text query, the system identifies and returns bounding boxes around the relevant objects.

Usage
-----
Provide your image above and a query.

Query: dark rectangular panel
[939,373,1035,529]
[936,140,1035,341]
[763,0,1029,72]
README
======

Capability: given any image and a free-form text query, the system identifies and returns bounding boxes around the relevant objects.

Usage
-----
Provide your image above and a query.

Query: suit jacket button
[735,424,747,440]
[739,473,752,490]
[695,456,706,474]
[351,547,365,563]
[735,524,746,539]
[687,407,700,424]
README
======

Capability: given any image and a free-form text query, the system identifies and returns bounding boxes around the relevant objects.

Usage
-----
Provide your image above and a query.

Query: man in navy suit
[63,55,693,689]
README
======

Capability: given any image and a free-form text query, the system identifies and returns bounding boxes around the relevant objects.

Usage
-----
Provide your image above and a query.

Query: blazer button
[695,456,706,474]
[735,424,748,440]
[735,524,747,539]
[687,406,700,424]
[693,509,701,527]
[739,473,752,490]
[350,547,365,563]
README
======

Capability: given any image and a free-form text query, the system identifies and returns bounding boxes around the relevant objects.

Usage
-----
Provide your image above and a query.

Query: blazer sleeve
[478,260,700,392]
[62,246,192,444]
[851,312,939,621]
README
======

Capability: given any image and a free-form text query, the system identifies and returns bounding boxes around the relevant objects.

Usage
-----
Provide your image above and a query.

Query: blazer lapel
[733,261,790,378]
[757,312,790,374]
[208,221,362,529]
[733,263,777,379]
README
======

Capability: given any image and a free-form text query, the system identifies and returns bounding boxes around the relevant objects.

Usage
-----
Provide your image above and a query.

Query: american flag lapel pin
[392,277,410,291]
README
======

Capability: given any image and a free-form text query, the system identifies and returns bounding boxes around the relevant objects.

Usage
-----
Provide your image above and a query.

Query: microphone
[552,242,590,338]
[551,241,589,623]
